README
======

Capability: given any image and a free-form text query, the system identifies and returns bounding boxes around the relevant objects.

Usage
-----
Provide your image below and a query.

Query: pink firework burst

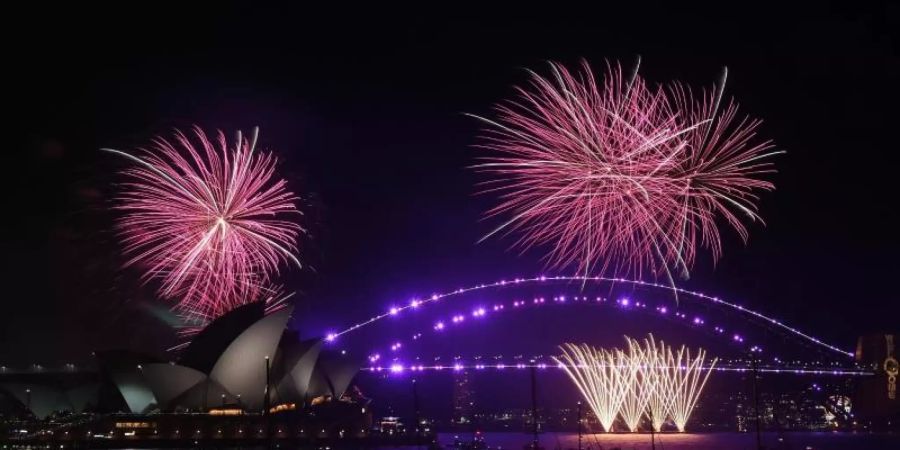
[104,126,302,323]
[471,59,780,283]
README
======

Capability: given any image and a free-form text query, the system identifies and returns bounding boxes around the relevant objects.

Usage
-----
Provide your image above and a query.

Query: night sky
[3,3,898,369]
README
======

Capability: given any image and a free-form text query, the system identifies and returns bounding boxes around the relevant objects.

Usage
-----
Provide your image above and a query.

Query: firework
[663,339,716,432]
[554,343,631,432]
[471,59,780,282]
[619,338,655,432]
[553,335,717,432]
[639,335,673,432]
[104,126,302,323]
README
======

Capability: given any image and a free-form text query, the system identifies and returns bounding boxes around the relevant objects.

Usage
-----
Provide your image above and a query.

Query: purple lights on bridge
[362,362,872,377]
[365,289,765,367]
[324,275,854,359]
[326,275,862,383]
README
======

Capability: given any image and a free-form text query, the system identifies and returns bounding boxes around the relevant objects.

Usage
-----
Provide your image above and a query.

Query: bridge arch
[332,275,853,359]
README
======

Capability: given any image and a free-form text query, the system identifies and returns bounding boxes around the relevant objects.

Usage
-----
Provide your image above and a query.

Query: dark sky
[2,3,898,367]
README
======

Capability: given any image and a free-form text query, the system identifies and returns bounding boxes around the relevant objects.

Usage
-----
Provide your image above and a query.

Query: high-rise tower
[452,370,475,426]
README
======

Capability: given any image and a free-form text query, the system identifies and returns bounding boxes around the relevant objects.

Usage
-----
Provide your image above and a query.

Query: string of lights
[360,362,872,377]
[327,276,854,358]
[365,291,768,366]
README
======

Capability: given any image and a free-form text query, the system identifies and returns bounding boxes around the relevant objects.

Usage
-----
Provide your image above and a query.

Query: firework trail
[554,343,631,432]
[471,59,780,283]
[664,340,717,432]
[104,126,302,323]
[554,335,717,432]
[620,337,655,432]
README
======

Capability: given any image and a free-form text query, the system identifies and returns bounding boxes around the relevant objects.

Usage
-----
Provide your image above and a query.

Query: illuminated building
[452,370,474,425]
[853,333,899,428]
[0,302,359,418]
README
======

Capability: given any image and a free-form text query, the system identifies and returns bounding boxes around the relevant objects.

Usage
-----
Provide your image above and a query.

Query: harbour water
[436,431,900,450]
[18,432,895,449]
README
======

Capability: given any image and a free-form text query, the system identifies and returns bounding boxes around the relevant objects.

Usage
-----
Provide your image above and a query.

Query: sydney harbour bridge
[327,275,870,377]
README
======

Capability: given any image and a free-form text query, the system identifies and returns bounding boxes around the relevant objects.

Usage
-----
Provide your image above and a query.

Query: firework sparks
[104,126,302,323]
[553,335,717,432]
[619,337,656,432]
[471,59,780,282]
[661,338,717,432]
[554,343,631,432]
[640,335,673,432]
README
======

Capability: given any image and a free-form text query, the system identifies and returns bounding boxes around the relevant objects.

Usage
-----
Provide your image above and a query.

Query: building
[452,370,474,426]
[853,333,900,428]
[0,302,360,419]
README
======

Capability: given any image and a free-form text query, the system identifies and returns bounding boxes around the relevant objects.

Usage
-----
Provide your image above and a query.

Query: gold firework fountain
[553,334,717,433]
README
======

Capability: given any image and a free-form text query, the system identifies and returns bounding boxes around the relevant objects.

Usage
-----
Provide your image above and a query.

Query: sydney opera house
[0,303,370,442]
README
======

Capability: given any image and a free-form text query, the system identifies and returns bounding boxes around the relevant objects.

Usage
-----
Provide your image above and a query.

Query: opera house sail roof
[0,301,359,417]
